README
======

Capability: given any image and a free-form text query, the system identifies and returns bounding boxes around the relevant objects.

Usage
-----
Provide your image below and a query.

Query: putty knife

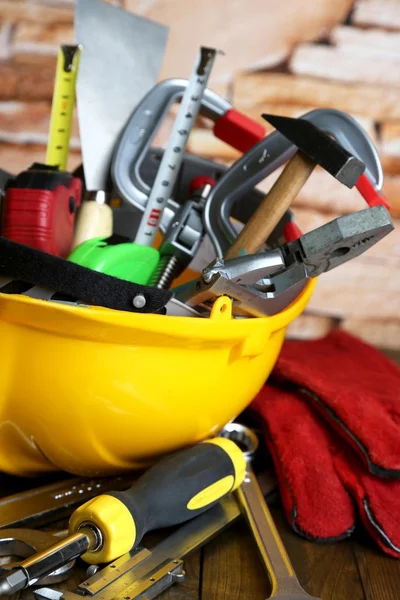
[73,0,168,248]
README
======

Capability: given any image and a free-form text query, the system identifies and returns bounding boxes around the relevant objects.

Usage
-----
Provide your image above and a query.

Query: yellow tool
[0,437,245,594]
[46,45,81,170]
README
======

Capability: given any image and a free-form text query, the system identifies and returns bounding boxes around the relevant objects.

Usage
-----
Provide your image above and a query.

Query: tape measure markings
[134,46,219,247]
[46,45,81,171]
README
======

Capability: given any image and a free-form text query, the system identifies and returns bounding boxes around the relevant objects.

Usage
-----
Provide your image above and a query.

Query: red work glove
[250,330,400,558]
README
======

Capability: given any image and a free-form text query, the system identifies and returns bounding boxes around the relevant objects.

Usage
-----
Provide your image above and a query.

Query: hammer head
[262,114,366,188]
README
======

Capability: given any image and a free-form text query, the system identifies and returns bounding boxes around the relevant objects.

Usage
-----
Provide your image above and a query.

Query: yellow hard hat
[0,279,316,477]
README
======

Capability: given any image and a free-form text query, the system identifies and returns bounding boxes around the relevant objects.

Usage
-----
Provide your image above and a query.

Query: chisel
[0,438,245,595]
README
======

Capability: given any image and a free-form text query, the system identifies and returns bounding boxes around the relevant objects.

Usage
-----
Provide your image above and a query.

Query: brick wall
[0,0,399,348]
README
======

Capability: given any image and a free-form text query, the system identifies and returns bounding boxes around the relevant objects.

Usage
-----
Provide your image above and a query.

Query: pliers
[172,205,393,317]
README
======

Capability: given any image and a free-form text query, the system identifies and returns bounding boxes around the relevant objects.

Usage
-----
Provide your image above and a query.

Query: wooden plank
[0,141,81,174]
[330,25,400,59]
[352,0,400,31]
[160,548,201,599]
[128,0,353,85]
[233,72,400,120]
[269,506,366,600]
[0,0,73,24]
[201,520,269,599]
[354,537,400,598]
[341,317,400,350]
[0,60,55,101]
[290,44,400,88]
[286,313,338,340]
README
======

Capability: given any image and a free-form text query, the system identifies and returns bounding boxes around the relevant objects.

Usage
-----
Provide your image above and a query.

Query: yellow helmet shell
[0,280,315,476]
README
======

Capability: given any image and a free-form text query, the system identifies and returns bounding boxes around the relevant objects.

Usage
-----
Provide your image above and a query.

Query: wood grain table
[2,349,399,600]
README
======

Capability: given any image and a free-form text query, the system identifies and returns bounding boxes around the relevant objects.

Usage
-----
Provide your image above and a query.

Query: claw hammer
[224,114,366,259]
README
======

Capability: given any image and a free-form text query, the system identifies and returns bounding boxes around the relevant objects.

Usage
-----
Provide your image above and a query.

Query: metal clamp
[111,78,231,233]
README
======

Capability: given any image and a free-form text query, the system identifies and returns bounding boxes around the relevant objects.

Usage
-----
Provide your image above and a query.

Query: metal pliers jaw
[172,205,394,318]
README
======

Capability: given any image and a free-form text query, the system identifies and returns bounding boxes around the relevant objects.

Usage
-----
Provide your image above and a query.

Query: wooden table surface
[2,349,399,600]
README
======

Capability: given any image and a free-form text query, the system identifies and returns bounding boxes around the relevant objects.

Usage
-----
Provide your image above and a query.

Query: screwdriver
[0,438,245,595]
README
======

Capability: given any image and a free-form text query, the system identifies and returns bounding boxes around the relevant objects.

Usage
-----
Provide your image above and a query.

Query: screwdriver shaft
[0,528,98,595]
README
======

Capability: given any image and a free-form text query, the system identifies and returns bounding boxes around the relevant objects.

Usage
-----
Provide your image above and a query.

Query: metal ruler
[46,45,81,171]
[134,46,219,246]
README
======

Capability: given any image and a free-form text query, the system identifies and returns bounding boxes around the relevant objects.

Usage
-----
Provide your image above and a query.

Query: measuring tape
[135,46,219,247]
[46,45,81,171]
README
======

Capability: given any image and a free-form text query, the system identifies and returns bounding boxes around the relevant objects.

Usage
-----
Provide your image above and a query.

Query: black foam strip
[0,237,171,314]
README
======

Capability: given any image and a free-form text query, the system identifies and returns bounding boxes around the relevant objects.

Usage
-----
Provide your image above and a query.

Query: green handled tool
[0,438,245,595]
[68,234,159,285]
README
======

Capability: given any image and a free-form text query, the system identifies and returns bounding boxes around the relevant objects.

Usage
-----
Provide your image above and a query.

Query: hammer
[224,114,366,259]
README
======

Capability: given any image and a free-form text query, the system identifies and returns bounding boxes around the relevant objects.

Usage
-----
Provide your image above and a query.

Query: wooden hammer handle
[224,152,316,260]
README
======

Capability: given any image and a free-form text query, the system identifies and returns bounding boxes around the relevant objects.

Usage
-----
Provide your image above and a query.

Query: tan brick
[298,213,400,320]
[0,101,80,147]
[187,129,242,161]
[0,60,55,101]
[0,22,12,60]
[380,121,400,155]
[0,141,81,175]
[381,154,400,176]
[13,22,74,55]
[233,72,400,120]
[290,43,400,88]
[239,104,377,143]
[0,1,73,25]
[341,318,400,350]
[330,25,400,59]
[11,52,57,69]
[129,0,352,85]
[286,313,338,341]
[352,0,400,30]
[381,175,400,217]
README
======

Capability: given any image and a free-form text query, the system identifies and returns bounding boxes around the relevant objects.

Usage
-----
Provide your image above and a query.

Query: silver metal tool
[203,109,384,257]
[149,182,212,289]
[221,423,320,600]
[173,205,394,317]
[0,529,72,586]
[112,79,382,243]
[33,472,276,600]
[75,0,168,194]
[135,47,219,246]
[0,475,137,530]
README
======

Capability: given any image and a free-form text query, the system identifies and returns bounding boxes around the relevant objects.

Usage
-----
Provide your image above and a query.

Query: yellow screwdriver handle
[46,45,81,171]
[69,438,246,564]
